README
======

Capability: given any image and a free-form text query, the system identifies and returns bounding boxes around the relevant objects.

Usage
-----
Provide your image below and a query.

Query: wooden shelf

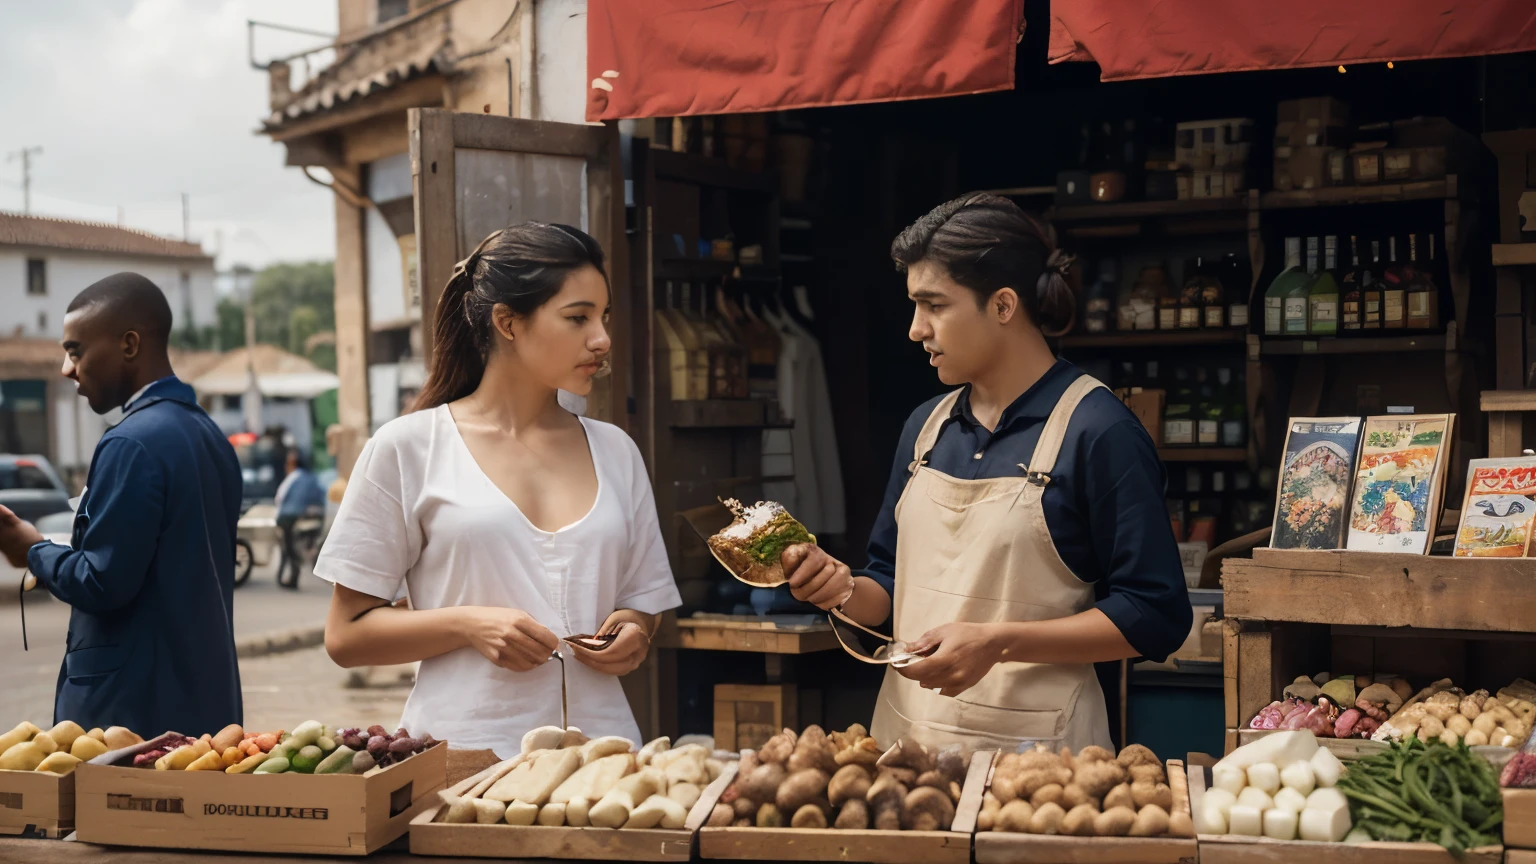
[669,400,767,428]
[1159,447,1248,463]
[664,618,840,654]
[1261,178,1458,209]
[1223,548,1536,633]
[1259,334,1446,355]
[1493,243,1536,267]
[1482,390,1536,413]
[651,149,772,192]
[1050,197,1248,223]
[1059,329,1247,349]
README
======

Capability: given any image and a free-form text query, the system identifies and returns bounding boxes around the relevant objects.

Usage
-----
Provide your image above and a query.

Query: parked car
[0,455,71,524]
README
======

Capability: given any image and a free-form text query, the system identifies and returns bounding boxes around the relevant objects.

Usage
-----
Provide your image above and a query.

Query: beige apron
[869,375,1114,754]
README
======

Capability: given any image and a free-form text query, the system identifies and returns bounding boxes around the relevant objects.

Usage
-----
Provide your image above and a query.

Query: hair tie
[1045,249,1075,279]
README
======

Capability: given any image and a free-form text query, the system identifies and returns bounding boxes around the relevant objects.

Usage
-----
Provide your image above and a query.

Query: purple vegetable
[366,725,388,739]
[367,735,389,757]
[388,737,421,755]
[132,749,168,767]
[1334,708,1364,739]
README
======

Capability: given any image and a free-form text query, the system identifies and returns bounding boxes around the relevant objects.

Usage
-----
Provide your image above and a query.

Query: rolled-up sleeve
[1083,419,1192,662]
[312,437,419,602]
[614,438,682,615]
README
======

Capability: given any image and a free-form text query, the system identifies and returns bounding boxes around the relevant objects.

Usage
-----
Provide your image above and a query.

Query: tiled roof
[0,212,211,261]
[263,36,453,131]
[0,338,222,380]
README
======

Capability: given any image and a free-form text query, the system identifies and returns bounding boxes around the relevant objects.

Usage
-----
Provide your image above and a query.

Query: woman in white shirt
[316,223,681,756]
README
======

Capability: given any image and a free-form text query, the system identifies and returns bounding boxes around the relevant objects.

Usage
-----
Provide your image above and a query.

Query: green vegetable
[254,757,290,774]
[743,512,813,565]
[287,721,324,749]
[290,745,324,774]
[1321,678,1356,709]
[1337,739,1502,852]
[316,736,337,753]
[315,745,356,775]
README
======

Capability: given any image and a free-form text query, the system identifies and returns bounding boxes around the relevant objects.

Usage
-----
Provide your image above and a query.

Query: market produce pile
[0,721,141,774]
[708,499,813,585]
[439,726,728,828]
[710,725,965,831]
[125,722,435,775]
[978,743,1194,838]
[1197,730,1352,842]
[1337,739,1503,851]
[1250,673,1535,747]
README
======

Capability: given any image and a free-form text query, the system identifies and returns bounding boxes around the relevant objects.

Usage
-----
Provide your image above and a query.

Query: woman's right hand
[462,607,561,671]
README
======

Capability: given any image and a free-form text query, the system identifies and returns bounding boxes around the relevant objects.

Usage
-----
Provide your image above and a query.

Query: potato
[1127,764,1165,786]
[1103,783,1135,812]
[1418,716,1445,739]
[736,763,787,805]
[756,803,783,828]
[1030,783,1064,808]
[776,769,831,815]
[70,736,108,762]
[1168,810,1195,838]
[1132,781,1173,812]
[1130,804,1171,837]
[792,803,828,829]
[211,724,245,754]
[835,798,870,830]
[31,734,57,757]
[707,804,735,827]
[45,721,86,751]
[1095,806,1136,837]
[902,786,955,832]
[1464,729,1490,747]
[1061,804,1099,836]
[977,793,1002,832]
[1076,761,1129,797]
[733,797,758,819]
[1061,783,1093,810]
[35,752,82,775]
[829,764,873,807]
[995,799,1034,833]
[1440,729,1461,747]
[1028,802,1066,835]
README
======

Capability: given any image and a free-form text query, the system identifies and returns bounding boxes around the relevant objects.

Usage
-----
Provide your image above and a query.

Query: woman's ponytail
[412,263,485,411]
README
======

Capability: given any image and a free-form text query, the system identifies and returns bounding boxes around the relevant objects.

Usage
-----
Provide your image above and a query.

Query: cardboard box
[1275,146,1338,191]
[974,754,1196,864]
[1383,148,1416,181]
[1116,387,1166,446]
[74,734,447,856]
[0,769,72,840]
[1278,97,1351,147]
[1353,149,1384,184]
[1177,119,1254,171]
[714,684,797,753]
[700,751,988,864]
[409,758,736,861]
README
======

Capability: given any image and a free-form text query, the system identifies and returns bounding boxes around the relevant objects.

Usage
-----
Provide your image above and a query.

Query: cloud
[0,0,339,270]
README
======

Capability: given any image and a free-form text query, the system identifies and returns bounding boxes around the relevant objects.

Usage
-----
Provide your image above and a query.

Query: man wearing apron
[783,193,1191,753]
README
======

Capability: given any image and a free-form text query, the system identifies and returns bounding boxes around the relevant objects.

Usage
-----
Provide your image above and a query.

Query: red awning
[1050,0,1536,81]
[586,0,1025,121]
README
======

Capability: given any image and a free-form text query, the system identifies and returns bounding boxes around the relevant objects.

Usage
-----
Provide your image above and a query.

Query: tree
[216,261,335,368]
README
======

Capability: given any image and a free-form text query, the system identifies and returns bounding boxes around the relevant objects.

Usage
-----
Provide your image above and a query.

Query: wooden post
[331,163,370,471]
[409,109,458,371]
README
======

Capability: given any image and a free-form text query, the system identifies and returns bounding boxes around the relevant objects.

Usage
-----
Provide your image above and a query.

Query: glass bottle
[1220,253,1250,330]
[1406,234,1439,331]
[1196,368,1221,446]
[1308,236,1340,336]
[1381,236,1408,329]
[1340,236,1367,334]
[1163,367,1195,447]
[1285,238,1319,335]
[1363,240,1384,330]
[1178,259,1205,329]
[1219,366,1246,447]
[1084,258,1118,334]
[1264,237,1306,336]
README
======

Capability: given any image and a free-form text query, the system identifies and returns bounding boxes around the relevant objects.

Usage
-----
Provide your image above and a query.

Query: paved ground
[0,562,411,734]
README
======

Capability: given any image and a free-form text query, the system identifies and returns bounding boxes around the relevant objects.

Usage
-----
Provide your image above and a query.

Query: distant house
[0,211,218,340]
[190,343,341,457]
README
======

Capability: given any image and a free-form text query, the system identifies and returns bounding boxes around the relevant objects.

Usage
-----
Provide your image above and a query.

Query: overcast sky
[0,0,340,270]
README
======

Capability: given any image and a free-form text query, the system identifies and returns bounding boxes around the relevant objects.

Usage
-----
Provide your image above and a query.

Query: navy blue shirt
[858,359,1192,662]
[30,377,244,735]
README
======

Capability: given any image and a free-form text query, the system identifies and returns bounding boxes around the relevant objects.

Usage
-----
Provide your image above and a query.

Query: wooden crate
[672,618,840,654]
[715,685,797,753]
[409,760,736,861]
[698,751,989,864]
[973,755,1196,864]
[1224,549,1536,632]
[0,769,72,840]
[1188,759,1501,863]
[1505,788,1536,849]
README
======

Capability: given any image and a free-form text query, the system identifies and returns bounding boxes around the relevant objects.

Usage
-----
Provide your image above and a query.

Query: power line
[5,147,43,213]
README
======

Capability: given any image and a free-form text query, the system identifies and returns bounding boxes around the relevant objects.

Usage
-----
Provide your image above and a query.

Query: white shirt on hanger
[762,306,845,535]
[314,405,681,756]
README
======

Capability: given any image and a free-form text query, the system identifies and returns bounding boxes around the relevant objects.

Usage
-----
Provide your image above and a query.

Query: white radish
[1214,731,1320,772]
[1236,786,1274,812]
[1212,764,1247,795]
[1195,801,1227,835]
[1344,827,1372,844]
[1280,760,1316,796]
[1227,805,1263,837]
[1246,762,1281,794]
[1272,787,1307,814]
[1202,787,1238,817]
[1299,803,1352,842]
[1306,787,1347,812]
[1262,807,1299,841]
[1310,747,1344,788]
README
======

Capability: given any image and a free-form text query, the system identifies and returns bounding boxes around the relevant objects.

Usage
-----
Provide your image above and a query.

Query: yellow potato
[35,752,82,775]
[70,736,108,762]
[45,721,86,751]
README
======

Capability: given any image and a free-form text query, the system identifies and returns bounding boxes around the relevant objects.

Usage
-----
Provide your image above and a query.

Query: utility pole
[6,147,42,213]
[181,192,189,241]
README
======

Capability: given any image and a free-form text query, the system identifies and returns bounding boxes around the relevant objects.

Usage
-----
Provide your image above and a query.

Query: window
[25,259,45,295]
[377,0,410,23]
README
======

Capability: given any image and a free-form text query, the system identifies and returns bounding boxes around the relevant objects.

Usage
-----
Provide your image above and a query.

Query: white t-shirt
[313,405,681,756]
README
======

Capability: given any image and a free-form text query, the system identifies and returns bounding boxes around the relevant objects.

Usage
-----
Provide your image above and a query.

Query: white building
[0,211,218,339]
[0,212,221,488]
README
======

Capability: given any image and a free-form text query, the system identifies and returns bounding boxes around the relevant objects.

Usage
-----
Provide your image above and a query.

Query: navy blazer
[29,378,243,736]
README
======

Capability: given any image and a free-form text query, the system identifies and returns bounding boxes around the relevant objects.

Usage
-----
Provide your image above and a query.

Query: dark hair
[413,222,606,410]
[68,272,174,345]
[890,193,1077,337]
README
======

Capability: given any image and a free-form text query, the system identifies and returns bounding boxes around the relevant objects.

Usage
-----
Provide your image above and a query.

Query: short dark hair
[891,193,1076,336]
[67,272,174,345]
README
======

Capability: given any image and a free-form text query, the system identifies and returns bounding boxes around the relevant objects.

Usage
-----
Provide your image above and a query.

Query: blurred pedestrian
[274,447,325,589]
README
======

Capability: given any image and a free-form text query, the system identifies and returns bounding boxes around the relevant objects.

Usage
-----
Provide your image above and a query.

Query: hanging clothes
[763,305,846,536]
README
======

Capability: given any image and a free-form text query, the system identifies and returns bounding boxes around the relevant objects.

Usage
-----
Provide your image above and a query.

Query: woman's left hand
[896,622,1006,697]
[568,621,651,676]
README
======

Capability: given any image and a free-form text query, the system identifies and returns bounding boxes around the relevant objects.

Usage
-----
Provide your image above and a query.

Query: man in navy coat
[0,272,243,736]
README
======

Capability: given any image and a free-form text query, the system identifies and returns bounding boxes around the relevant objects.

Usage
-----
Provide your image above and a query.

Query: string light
[1337,65,1347,74]
[1387,61,1395,69]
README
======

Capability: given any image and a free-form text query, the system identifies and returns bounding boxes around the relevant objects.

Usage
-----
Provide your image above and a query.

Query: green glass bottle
[1308,235,1341,336]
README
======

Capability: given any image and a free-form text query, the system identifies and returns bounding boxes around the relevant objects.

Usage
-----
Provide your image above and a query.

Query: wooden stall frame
[0,769,72,840]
